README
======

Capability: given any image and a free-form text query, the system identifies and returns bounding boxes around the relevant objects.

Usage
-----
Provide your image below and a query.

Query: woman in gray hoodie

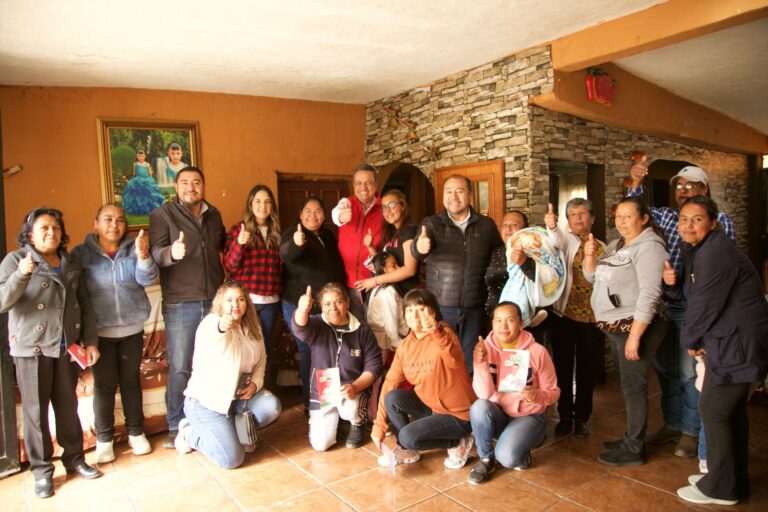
[583,196,668,467]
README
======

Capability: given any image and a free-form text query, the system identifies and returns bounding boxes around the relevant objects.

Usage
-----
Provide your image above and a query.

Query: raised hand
[584,233,596,257]
[630,155,649,188]
[297,285,314,315]
[18,251,35,276]
[544,203,558,230]
[219,312,235,332]
[662,260,676,286]
[293,223,306,247]
[473,336,488,364]
[507,238,526,266]
[363,228,373,248]
[237,223,252,245]
[135,229,150,259]
[337,198,352,224]
[418,308,437,333]
[171,231,186,261]
[415,225,431,254]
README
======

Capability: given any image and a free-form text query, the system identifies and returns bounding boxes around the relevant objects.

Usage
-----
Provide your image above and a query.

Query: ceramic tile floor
[2,376,767,512]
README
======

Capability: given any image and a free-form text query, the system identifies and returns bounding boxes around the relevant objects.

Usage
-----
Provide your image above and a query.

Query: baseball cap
[671,166,708,186]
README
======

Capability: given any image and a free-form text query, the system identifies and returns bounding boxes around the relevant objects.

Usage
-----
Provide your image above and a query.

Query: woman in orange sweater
[371,289,477,469]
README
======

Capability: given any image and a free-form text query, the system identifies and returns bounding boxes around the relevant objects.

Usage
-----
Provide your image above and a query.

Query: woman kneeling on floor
[292,283,382,451]
[175,281,282,468]
[371,288,477,469]
[468,301,560,484]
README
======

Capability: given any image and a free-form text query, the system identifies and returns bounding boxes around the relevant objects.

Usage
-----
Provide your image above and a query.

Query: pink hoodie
[473,329,560,417]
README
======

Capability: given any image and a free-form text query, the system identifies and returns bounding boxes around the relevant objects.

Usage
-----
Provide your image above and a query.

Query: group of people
[0,160,765,506]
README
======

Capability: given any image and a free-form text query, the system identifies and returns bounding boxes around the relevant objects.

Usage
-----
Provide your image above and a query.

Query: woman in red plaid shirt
[223,185,283,357]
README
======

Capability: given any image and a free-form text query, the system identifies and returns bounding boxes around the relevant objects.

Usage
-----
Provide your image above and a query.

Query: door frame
[434,160,505,225]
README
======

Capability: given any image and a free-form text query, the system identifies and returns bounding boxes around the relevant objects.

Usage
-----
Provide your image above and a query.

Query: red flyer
[67,343,88,370]
[315,367,340,408]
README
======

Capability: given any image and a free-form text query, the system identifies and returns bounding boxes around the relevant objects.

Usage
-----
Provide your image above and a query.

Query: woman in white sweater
[175,281,282,468]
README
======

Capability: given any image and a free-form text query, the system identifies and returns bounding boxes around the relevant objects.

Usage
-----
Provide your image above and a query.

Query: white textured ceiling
[0,0,765,137]
[0,0,663,103]
[616,16,768,135]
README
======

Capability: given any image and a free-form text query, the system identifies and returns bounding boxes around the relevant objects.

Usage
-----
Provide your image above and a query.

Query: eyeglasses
[382,201,401,211]
[675,183,701,191]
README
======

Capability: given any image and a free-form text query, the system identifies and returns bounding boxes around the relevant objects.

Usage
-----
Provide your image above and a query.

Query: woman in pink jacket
[468,301,560,484]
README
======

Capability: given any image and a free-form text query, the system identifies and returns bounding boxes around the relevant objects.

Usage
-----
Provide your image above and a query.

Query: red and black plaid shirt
[223,224,283,297]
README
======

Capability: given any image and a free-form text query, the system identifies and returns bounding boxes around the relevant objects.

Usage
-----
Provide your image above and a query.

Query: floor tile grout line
[435,491,474,511]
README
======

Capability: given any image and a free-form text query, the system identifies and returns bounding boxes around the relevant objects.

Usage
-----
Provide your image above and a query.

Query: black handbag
[234,402,258,445]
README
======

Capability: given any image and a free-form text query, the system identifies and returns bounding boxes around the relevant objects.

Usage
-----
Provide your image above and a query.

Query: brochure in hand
[67,342,88,370]
[315,367,341,408]
[497,349,530,393]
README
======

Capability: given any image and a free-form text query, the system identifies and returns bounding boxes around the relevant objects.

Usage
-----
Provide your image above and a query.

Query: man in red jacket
[331,163,384,320]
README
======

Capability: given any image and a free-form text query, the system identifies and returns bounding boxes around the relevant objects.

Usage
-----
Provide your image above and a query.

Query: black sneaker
[345,423,364,449]
[513,452,533,471]
[597,446,644,467]
[574,420,589,438]
[601,438,623,451]
[468,457,496,485]
[555,419,573,437]
[162,430,178,449]
[646,426,681,445]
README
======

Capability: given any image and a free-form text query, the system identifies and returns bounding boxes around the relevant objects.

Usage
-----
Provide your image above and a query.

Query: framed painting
[97,118,200,228]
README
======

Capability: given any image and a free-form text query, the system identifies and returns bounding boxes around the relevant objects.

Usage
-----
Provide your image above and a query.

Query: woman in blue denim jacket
[71,204,159,463]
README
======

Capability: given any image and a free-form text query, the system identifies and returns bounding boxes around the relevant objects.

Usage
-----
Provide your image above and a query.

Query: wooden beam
[529,64,768,154]
[552,0,768,72]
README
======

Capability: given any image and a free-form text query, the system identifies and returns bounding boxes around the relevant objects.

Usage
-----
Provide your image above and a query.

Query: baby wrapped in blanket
[499,226,566,327]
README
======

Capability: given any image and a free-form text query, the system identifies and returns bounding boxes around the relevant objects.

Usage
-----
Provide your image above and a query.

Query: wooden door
[434,160,504,226]
[276,174,350,235]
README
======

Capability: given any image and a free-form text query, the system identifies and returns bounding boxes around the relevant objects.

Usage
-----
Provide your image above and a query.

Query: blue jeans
[184,390,281,469]
[653,301,700,436]
[384,389,471,451]
[163,300,211,430]
[255,302,280,355]
[281,300,311,409]
[470,399,546,468]
[439,306,487,374]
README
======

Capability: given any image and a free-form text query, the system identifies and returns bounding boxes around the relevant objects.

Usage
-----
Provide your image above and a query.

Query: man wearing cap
[149,166,225,448]
[627,161,735,459]
[331,163,384,320]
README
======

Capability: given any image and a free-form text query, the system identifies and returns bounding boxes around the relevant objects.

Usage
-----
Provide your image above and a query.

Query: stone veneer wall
[364,46,748,250]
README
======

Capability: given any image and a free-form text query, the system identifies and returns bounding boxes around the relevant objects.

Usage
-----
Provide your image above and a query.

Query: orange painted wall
[0,86,365,249]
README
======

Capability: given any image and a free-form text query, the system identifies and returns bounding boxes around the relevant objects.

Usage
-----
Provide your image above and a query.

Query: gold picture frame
[97,117,200,229]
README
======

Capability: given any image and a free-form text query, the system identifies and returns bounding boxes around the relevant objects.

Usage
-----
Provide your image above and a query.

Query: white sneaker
[128,434,152,456]
[174,419,192,454]
[688,474,704,485]
[444,435,474,469]
[95,440,115,464]
[377,447,420,467]
[677,484,737,506]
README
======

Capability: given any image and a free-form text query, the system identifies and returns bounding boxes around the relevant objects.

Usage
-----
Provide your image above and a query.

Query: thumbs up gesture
[237,223,252,245]
[584,233,596,257]
[297,285,314,315]
[363,228,373,248]
[507,237,526,266]
[544,203,558,230]
[473,336,488,364]
[171,231,186,261]
[337,198,352,225]
[293,223,306,247]
[18,251,34,276]
[630,155,649,188]
[416,225,431,255]
[135,229,150,260]
[662,260,676,286]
